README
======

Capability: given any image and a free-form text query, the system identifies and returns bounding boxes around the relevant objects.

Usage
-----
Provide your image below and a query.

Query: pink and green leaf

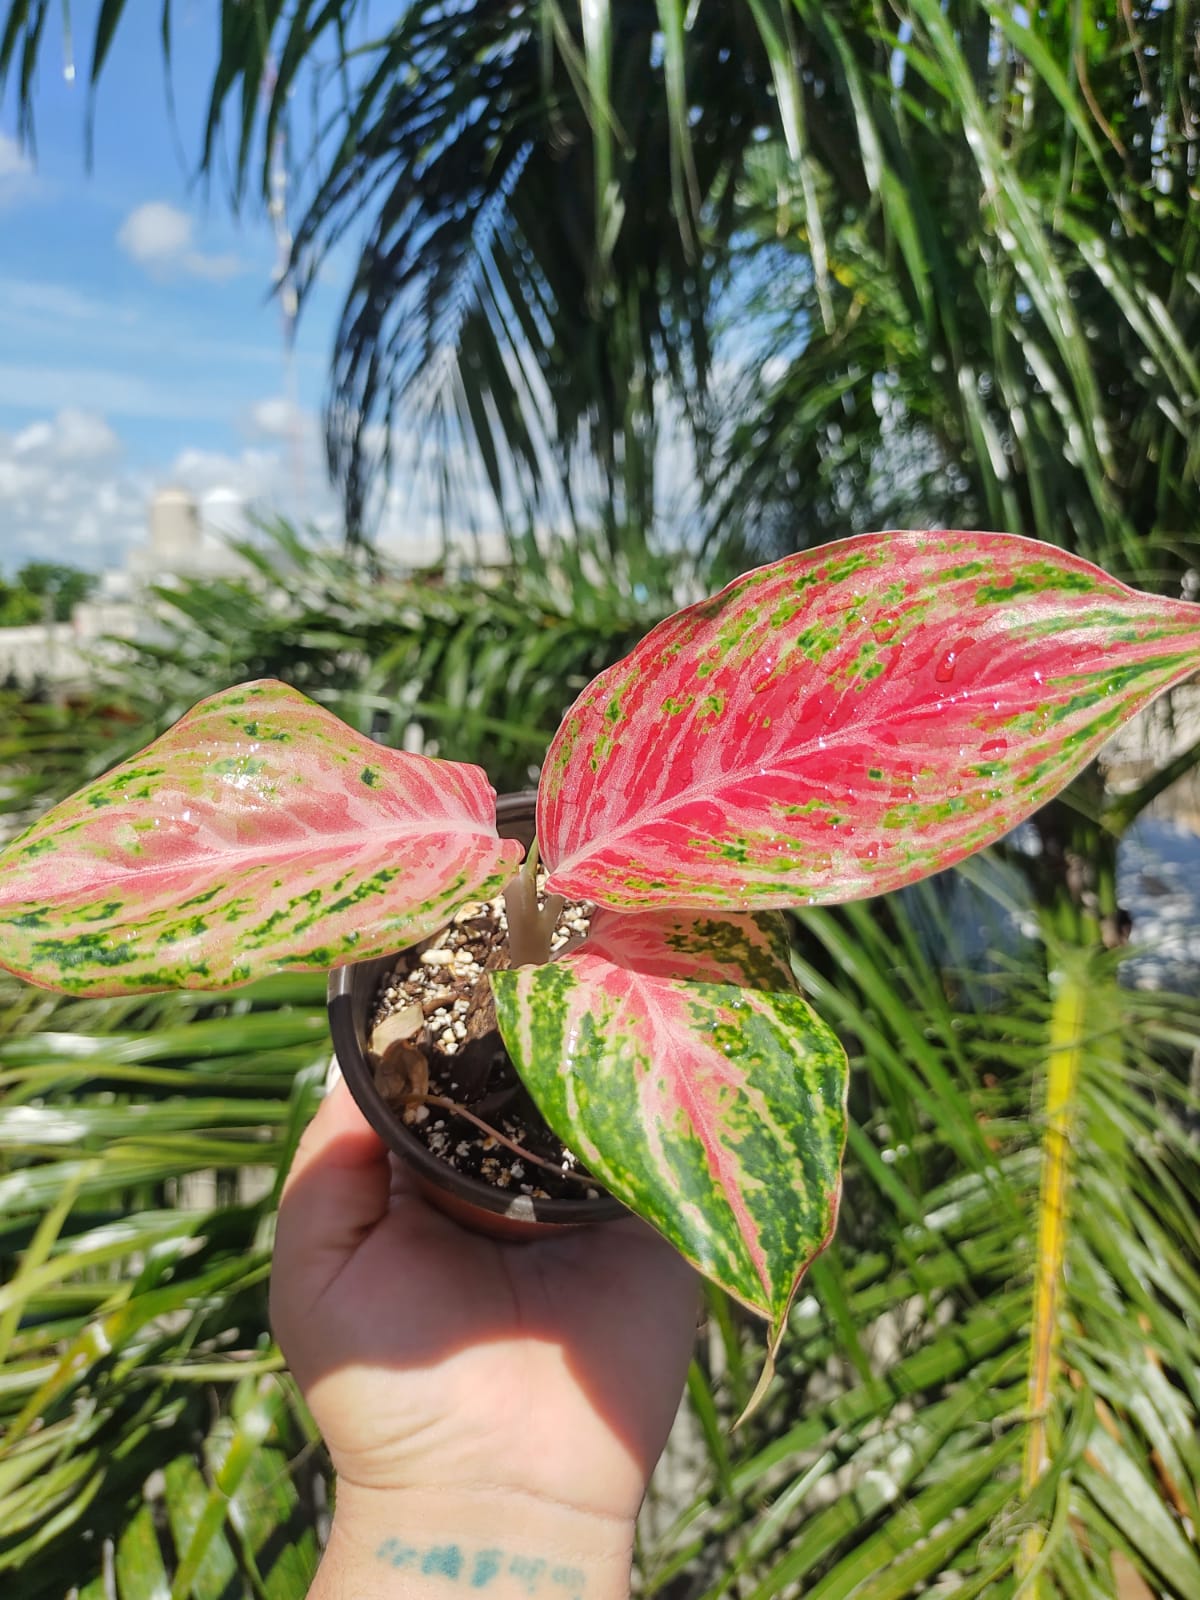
[538,531,1200,910]
[490,909,848,1341]
[0,680,522,995]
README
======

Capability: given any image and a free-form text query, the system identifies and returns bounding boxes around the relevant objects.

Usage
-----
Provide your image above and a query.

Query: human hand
[270,1078,700,1599]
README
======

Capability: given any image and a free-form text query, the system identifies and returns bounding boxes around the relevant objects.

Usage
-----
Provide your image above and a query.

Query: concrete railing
[0,603,139,688]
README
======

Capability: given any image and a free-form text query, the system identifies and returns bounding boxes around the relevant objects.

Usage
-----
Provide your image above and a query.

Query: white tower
[148,487,200,562]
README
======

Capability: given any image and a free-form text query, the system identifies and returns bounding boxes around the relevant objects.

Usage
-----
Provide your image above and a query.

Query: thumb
[276,1077,390,1265]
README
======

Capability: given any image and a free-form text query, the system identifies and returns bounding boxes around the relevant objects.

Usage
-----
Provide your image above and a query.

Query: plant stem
[502,836,565,968]
[400,1094,592,1186]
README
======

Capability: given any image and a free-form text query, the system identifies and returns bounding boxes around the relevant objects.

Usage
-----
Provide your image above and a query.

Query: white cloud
[0,405,335,576]
[120,200,191,261]
[169,431,341,548]
[0,133,31,180]
[0,399,504,578]
[117,201,244,282]
[13,408,120,462]
[248,396,304,438]
[0,412,147,573]
[165,406,497,567]
[0,278,125,324]
[0,132,35,208]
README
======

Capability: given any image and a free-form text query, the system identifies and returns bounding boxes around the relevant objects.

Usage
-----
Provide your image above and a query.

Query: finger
[388,1149,420,1201]
[277,1078,390,1257]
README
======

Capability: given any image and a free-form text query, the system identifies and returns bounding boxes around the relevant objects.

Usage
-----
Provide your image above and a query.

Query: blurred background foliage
[0,564,98,629]
[2,1,1200,1595]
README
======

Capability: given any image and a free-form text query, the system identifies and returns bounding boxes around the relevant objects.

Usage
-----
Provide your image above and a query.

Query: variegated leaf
[491,909,848,1340]
[538,531,1200,910]
[0,680,522,994]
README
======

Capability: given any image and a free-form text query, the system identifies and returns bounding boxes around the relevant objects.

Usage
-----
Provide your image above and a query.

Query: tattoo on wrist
[374,1539,587,1598]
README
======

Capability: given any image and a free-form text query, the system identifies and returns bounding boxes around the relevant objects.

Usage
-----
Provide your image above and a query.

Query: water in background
[1119,815,1200,995]
[893,813,1200,999]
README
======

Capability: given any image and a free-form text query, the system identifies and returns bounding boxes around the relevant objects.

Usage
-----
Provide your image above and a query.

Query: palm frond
[6,3,1197,580]
[639,886,1200,1596]
[0,971,329,1599]
[715,1,1200,584]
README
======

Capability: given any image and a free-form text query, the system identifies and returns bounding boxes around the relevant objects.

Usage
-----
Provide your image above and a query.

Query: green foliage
[4,863,1197,1594]
[0,970,329,1599]
[0,685,142,832]
[638,896,1200,1596]
[15,562,98,621]
[5,4,1197,576]
[0,538,1194,1592]
[0,529,682,1587]
[0,563,97,627]
[0,582,40,629]
[714,0,1200,591]
[18,521,684,802]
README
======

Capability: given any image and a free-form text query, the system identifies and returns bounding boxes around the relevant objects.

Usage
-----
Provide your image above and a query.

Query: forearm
[308,1485,635,1600]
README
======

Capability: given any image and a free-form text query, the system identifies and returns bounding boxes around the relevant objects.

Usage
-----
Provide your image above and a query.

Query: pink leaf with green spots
[0,680,522,995]
[490,909,848,1339]
[538,531,1200,911]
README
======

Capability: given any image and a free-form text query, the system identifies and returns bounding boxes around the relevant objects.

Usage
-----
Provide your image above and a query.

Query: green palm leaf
[0,970,328,1599]
[638,888,1200,1596]
[6,3,1197,577]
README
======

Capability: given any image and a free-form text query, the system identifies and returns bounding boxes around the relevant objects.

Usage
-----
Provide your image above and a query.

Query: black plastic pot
[327,791,626,1238]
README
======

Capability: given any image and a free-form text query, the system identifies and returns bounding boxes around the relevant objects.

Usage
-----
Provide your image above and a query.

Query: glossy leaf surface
[539,531,1200,909]
[0,680,521,994]
[491,909,848,1338]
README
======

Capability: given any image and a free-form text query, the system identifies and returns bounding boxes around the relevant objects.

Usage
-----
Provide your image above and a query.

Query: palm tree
[5,3,1197,584]
[3,1,765,549]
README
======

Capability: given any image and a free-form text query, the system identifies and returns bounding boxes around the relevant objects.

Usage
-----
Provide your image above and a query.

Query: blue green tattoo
[374,1539,586,1598]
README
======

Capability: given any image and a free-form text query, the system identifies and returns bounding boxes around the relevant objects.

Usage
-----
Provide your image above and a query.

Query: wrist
[311,1482,635,1600]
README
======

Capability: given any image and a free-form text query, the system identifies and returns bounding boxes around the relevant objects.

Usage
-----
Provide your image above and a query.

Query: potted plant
[326,788,635,1240]
[2,530,1197,1366]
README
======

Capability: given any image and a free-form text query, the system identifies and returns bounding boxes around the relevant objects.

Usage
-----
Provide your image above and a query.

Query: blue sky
[0,2,356,574]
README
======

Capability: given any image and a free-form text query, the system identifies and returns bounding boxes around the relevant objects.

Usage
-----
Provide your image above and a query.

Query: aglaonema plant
[2,530,1198,1359]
